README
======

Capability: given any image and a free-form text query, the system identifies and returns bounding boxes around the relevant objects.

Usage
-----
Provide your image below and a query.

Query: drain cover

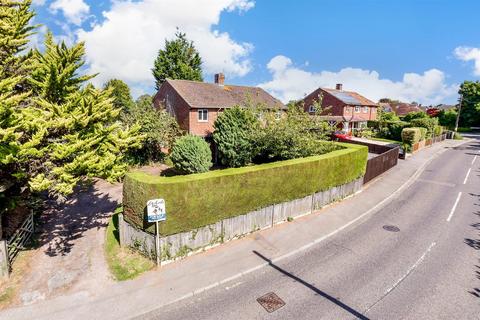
[383,225,400,232]
[257,292,285,313]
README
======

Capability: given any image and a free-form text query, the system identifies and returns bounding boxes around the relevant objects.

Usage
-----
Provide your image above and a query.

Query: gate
[7,211,34,264]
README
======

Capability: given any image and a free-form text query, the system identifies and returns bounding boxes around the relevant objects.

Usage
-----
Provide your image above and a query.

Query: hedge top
[128,142,364,184]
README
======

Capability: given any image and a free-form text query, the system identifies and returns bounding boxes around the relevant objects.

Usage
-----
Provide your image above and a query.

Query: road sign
[147,199,166,223]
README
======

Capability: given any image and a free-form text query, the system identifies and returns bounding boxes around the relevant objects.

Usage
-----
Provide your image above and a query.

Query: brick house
[302,84,378,133]
[153,73,286,137]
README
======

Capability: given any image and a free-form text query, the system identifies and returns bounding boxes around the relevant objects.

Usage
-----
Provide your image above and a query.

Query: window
[354,106,360,113]
[275,111,282,120]
[363,106,369,113]
[308,105,315,113]
[198,109,208,122]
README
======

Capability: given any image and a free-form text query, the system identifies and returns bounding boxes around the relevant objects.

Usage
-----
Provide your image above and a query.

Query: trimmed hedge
[401,127,422,146]
[123,143,368,236]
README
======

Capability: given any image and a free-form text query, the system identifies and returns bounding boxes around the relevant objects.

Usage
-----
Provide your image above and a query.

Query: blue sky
[31,0,480,104]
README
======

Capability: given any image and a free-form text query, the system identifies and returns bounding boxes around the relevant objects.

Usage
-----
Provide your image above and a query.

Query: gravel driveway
[16,179,122,305]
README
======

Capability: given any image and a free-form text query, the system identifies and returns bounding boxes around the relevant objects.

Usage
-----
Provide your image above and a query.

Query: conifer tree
[152,31,203,89]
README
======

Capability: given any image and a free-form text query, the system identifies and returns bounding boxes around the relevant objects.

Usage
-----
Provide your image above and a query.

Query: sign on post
[147,199,167,223]
[147,199,166,267]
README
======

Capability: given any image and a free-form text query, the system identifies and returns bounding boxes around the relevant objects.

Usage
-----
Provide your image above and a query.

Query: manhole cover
[383,225,400,232]
[257,292,285,313]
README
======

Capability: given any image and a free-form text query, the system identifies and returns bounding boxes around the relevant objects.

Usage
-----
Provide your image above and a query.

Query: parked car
[333,131,352,140]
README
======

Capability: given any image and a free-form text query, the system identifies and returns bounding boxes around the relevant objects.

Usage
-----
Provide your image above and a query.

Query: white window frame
[354,106,360,113]
[308,105,315,113]
[198,109,208,122]
[363,106,369,113]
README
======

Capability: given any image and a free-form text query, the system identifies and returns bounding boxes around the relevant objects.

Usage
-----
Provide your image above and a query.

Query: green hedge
[401,127,422,147]
[123,143,368,236]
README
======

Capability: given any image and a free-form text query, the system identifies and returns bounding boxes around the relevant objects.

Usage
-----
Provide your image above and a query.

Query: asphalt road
[139,136,480,320]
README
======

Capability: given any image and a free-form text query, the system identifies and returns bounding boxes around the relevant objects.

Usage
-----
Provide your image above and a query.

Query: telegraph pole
[454,94,463,132]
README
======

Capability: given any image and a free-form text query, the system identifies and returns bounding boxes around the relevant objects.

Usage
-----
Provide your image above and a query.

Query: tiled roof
[318,115,369,122]
[165,79,286,110]
[322,88,377,106]
[390,103,423,116]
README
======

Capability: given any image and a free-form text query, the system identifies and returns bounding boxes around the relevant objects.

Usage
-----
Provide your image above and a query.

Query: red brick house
[302,84,378,133]
[153,73,286,137]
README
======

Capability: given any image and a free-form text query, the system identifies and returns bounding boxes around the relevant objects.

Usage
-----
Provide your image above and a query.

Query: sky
[30,0,480,105]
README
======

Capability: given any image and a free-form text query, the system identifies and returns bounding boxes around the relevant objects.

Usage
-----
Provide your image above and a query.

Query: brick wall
[189,108,222,137]
[154,82,190,133]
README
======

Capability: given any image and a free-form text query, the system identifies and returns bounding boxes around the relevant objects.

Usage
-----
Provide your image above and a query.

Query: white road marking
[446,192,462,222]
[463,168,471,184]
[383,242,436,296]
[472,155,477,165]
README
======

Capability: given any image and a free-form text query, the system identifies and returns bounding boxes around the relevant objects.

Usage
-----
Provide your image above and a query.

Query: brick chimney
[214,73,225,85]
[336,83,343,90]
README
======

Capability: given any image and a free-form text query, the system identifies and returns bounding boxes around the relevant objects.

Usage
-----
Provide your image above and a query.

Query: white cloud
[76,0,254,93]
[32,0,46,5]
[454,46,480,76]
[259,55,458,105]
[50,0,90,26]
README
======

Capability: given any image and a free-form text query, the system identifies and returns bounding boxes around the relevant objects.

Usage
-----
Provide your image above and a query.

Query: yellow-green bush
[401,127,422,147]
[123,143,367,236]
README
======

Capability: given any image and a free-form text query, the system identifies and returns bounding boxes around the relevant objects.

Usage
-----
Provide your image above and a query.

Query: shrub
[433,125,443,136]
[170,135,212,174]
[123,143,367,235]
[376,121,409,141]
[401,127,422,147]
[409,117,438,138]
[402,111,427,122]
[418,127,427,141]
[438,109,457,129]
[213,106,258,168]
[454,132,463,140]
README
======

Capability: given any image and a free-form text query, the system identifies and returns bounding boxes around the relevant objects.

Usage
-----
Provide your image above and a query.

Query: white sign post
[147,199,166,266]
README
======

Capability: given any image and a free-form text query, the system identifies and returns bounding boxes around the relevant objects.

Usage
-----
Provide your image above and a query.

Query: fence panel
[364,146,400,184]
[7,212,34,264]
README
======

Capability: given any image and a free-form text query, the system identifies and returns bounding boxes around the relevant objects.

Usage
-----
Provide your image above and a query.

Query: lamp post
[454,94,463,133]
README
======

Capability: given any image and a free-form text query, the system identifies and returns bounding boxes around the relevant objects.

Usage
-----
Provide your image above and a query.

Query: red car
[333,132,352,140]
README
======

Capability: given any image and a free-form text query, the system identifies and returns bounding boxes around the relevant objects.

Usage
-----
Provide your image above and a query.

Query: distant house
[153,73,285,137]
[302,84,378,133]
[380,102,424,116]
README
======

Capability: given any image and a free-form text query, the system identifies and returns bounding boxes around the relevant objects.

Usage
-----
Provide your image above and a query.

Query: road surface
[138,137,480,320]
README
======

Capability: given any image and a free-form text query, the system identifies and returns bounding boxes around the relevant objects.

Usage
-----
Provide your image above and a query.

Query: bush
[409,117,438,138]
[418,127,427,141]
[123,143,367,235]
[170,135,212,174]
[454,132,463,140]
[376,121,409,141]
[438,109,457,129]
[252,106,334,162]
[401,127,422,147]
[213,106,258,168]
[402,111,427,122]
[433,125,443,136]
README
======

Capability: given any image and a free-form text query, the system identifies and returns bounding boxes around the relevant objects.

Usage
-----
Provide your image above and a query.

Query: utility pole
[454,94,463,132]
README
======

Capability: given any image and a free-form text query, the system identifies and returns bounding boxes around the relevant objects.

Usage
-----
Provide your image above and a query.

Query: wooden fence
[7,211,34,264]
[364,146,400,184]
[412,133,447,153]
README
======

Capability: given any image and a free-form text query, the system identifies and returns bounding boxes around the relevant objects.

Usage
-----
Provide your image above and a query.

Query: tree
[104,79,135,111]
[170,135,212,174]
[213,106,258,168]
[1,0,37,216]
[152,31,203,89]
[458,81,480,127]
[120,95,180,163]
[402,111,427,122]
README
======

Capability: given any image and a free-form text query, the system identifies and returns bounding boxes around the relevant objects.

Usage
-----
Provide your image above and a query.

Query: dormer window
[354,106,360,113]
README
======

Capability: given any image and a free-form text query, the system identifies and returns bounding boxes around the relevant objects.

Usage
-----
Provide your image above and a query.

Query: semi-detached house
[153,73,286,137]
[302,84,379,133]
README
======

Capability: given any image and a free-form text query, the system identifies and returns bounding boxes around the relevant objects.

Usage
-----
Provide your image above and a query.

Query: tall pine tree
[152,31,203,89]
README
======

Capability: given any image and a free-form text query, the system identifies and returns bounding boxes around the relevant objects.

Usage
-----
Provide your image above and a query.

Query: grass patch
[105,211,154,281]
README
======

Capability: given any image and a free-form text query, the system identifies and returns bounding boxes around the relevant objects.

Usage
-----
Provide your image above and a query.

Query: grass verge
[105,209,154,281]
